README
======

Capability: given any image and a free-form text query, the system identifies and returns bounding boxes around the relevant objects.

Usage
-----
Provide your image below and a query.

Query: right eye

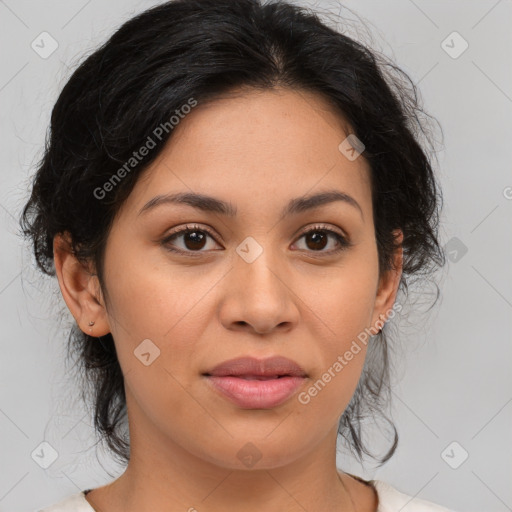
[161,224,222,256]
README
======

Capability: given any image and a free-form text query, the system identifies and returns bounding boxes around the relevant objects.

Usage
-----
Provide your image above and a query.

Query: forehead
[122,87,373,220]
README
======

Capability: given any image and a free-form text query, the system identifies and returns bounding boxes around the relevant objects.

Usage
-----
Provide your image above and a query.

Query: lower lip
[204,375,306,409]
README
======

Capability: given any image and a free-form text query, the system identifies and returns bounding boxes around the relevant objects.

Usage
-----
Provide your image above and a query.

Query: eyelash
[161,223,352,257]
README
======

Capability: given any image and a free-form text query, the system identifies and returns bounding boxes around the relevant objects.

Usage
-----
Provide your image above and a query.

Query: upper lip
[203,356,307,377]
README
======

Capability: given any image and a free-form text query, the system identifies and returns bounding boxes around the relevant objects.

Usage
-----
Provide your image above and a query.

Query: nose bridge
[221,235,297,333]
[235,235,287,301]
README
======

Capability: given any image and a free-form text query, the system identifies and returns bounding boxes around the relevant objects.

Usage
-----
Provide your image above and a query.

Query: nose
[218,248,299,335]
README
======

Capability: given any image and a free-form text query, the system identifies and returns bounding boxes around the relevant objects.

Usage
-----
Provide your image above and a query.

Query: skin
[54,86,403,512]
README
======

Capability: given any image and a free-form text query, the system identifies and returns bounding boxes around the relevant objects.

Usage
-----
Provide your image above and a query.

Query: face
[57,87,402,471]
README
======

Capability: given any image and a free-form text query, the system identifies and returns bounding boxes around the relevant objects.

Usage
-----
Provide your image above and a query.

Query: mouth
[202,356,308,409]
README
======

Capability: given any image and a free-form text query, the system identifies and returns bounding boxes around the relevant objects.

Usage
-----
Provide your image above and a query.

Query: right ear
[53,232,111,337]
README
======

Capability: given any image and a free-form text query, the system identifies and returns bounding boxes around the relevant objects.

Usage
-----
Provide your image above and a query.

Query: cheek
[103,260,212,435]
[294,276,375,426]
[298,255,378,399]
[103,247,221,379]
[311,257,378,344]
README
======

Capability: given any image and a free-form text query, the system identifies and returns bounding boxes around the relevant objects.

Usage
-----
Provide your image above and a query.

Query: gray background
[1,1,511,511]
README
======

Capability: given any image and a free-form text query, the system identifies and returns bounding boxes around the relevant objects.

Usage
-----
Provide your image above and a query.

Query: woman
[21,0,454,510]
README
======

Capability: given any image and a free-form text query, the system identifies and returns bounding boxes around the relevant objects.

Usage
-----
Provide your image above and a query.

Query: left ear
[371,228,403,330]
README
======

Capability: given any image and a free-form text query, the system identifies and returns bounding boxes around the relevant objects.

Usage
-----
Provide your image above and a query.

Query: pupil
[185,231,206,250]
[307,231,327,250]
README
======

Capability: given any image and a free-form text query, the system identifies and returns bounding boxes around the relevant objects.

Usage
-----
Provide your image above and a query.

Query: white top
[37,480,456,511]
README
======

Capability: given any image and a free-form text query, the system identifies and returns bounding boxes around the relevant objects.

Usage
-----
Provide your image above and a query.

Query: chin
[191,429,314,471]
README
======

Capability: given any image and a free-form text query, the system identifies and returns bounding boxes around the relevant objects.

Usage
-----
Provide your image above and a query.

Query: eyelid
[162,223,220,244]
[294,223,347,239]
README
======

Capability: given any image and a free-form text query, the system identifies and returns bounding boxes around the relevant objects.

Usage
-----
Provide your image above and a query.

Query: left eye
[292,227,350,253]
[161,224,350,255]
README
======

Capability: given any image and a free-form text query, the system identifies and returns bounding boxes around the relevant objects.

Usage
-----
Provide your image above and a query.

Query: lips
[202,356,307,409]
[203,356,307,378]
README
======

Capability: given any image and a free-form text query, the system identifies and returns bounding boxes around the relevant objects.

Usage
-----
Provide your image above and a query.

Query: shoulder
[371,480,456,512]
[37,491,94,512]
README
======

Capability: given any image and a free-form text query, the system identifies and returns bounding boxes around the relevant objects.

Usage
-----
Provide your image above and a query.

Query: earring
[88,321,95,326]
[378,314,385,333]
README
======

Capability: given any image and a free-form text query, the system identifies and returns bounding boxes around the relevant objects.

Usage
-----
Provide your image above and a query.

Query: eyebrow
[138,189,364,221]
